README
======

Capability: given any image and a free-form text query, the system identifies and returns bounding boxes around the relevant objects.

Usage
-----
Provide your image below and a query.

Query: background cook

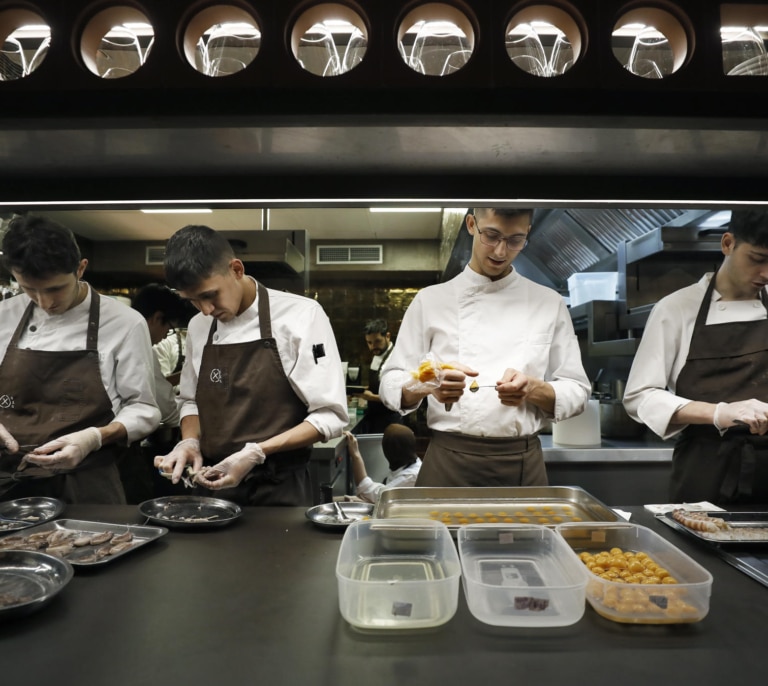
[0,215,160,503]
[624,208,768,504]
[154,225,348,506]
[379,207,590,487]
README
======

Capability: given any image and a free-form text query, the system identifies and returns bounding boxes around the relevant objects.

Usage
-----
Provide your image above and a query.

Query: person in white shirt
[351,318,403,434]
[623,209,768,504]
[0,215,161,503]
[379,208,590,488]
[346,424,421,503]
[154,225,348,506]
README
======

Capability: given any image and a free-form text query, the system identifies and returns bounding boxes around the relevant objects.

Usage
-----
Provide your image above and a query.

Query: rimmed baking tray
[660,511,768,546]
[0,519,167,567]
[0,497,65,533]
[0,550,74,619]
[374,486,618,533]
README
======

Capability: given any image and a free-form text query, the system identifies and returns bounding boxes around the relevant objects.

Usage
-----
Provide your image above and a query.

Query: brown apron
[0,287,125,503]
[416,430,547,488]
[673,272,768,504]
[195,283,312,506]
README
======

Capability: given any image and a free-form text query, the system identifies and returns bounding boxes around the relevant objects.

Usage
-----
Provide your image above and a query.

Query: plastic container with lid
[458,523,587,627]
[336,518,460,631]
[556,522,713,624]
[567,272,618,306]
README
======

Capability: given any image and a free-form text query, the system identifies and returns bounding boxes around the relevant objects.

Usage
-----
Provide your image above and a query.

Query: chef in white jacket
[623,209,768,504]
[379,208,590,487]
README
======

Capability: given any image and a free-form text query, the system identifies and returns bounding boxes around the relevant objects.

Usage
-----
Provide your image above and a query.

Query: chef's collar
[461,264,519,289]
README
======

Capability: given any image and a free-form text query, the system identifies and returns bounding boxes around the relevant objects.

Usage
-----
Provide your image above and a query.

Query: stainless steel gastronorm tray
[0,519,168,567]
[660,511,768,546]
[374,486,618,532]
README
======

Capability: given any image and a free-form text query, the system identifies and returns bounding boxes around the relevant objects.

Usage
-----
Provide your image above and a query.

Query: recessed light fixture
[368,207,442,213]
[140,208,213,214]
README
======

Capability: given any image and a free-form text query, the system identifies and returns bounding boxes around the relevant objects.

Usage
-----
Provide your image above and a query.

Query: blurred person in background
[351,318,403,435]
[345,424,421,503]
[0,215,160,503]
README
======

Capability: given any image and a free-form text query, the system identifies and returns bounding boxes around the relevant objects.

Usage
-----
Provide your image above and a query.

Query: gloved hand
[714,400,768,435]
[0,423,19,453]
[195,443,266,490]
[154,438,203,485]
[24,427,102,471]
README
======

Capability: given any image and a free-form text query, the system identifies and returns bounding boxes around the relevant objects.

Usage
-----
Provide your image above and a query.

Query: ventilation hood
[221,230,307,276]
[514,209,729,290]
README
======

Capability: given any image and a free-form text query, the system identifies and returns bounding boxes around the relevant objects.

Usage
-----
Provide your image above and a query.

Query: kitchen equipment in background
[567,272,618,307]
[599,399,645,438]
[552,398,601,446]
[347,366,360,383]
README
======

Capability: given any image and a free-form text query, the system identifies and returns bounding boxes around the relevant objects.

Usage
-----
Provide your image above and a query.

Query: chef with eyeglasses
[379,207,590,488]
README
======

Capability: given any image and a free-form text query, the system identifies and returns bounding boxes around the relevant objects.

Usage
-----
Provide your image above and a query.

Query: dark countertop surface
[1,504,766,686]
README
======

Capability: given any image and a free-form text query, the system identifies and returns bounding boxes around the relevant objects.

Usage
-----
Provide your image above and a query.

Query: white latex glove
[24,427,102,470]
[153,438,203,485]
[195,443,266,490]
[714,400,768,435]
[0,423,19,453]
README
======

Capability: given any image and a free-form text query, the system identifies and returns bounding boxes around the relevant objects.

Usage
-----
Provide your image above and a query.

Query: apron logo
[0,395,14,409]
[210,369,223,384]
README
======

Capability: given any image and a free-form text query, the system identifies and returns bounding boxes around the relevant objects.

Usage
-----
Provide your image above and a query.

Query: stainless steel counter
[541,435,674,463]
[1,505,766,686]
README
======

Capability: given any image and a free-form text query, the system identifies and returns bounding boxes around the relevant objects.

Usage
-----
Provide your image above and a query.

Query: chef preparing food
[379,207,590,487]
[0,215,161,503]
[623,208,768,504]
[154,225,348,506]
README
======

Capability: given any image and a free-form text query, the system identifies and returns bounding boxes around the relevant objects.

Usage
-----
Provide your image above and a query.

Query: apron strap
[9,284,100,351]
[205,280,271,344]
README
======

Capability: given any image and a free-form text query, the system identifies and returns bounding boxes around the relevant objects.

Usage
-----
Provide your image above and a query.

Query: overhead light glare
[369,207,442,213]
[140,208,213,214]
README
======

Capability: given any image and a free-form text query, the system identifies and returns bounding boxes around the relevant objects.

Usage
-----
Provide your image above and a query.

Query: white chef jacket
[623,273,768,440]
[154,329,186,378]
[178,278,348,441]
[355,458,422,503]
[151,354,180,427]
[379,266,590,437]
[0,286,161,443]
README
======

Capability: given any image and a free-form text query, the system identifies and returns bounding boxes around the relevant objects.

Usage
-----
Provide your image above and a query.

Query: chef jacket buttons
[213,333,220,342]
[754,301,762,308]
[717,303,726,310]
[29,325,37,332]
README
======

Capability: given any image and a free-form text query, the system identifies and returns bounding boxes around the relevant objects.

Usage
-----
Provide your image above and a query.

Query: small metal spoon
[333,501,352,523]
[469,381,496,393]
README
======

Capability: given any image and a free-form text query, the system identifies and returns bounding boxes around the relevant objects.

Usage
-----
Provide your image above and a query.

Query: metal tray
[660,511,768,546]
[0,497,65,533]
[0,519,167,567]
[0,550,74,619]
[374,486,618,533]
[305,502,374,530]
[138,495,242,529]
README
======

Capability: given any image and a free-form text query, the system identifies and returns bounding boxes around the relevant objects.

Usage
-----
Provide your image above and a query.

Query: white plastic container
[457,524,587,627]
[556,522,713,624]
[567,272,619,307]
[336,518,461,630]
[552,398,601,446]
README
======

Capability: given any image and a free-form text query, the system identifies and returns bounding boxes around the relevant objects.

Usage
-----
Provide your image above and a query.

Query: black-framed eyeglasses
[475,225,529,250]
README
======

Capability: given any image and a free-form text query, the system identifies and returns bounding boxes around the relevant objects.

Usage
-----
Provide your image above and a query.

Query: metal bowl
[138,496,242,529]
[305,502,374,531]
[0,497,66,533]
[0,550,74,619]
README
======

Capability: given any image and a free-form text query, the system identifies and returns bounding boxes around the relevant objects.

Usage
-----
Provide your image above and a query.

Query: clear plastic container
[336,518,461,630]
[457,524,587,627]
[556,522,713,624]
